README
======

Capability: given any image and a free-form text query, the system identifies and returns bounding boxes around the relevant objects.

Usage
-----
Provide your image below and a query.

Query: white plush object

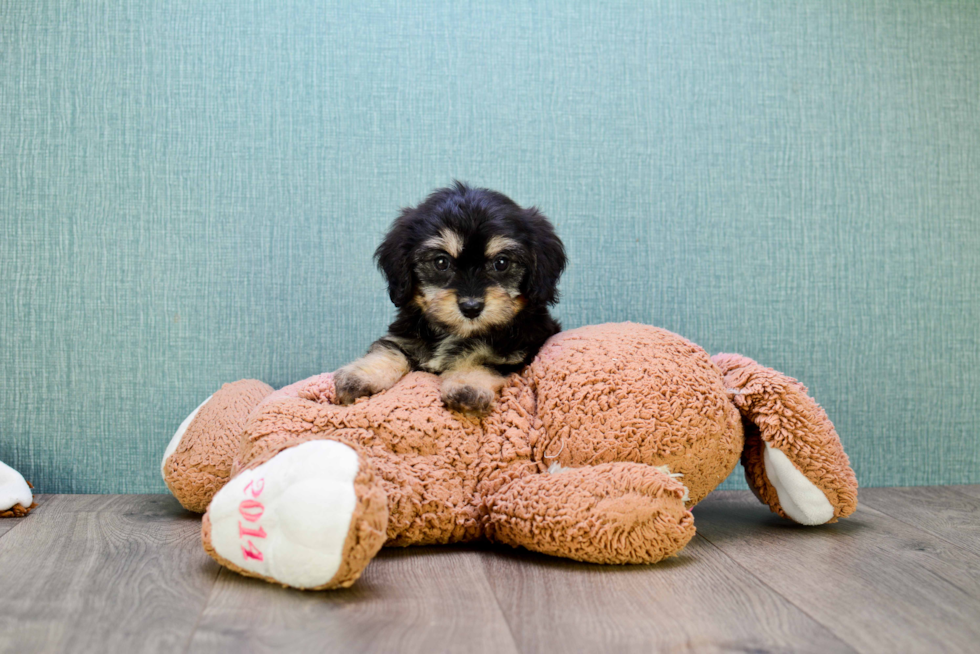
[763,442,835,525]
[0,460,33,512]
[208,440,360,589]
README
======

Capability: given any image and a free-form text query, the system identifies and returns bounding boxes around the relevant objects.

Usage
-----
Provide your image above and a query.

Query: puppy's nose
[458,297,485,319]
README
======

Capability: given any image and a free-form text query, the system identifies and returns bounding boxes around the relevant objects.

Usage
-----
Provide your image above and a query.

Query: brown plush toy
[162,323,857,590]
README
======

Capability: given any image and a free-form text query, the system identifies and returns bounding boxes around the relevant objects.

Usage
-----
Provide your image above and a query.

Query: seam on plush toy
[543,439,565,459]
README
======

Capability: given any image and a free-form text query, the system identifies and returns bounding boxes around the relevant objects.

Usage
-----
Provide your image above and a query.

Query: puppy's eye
[434,255,450,271]
[493,256,510,272]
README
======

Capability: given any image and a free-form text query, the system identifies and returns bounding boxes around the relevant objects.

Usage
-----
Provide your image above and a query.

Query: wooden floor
[1,488,978,653]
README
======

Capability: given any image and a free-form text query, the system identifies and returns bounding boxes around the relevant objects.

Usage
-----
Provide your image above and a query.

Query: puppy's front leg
[334,340,410,405]
[440,363,507,416]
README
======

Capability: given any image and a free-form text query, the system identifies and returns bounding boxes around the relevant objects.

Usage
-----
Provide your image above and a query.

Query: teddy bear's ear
[374,209,418,308]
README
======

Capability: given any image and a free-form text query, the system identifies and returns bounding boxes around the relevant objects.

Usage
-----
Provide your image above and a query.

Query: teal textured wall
[1,1,978,493]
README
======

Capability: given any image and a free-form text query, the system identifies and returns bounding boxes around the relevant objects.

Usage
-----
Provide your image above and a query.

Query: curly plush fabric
[218,324,742,550]
[162,322,858,590]
[162,379,274,513]
[486,462,695,564]
[231,371,541,547]
[712,353,859,522]
[530,324,743,507]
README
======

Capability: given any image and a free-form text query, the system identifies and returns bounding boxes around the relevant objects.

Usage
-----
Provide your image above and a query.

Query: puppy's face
[412,230,527,337]
[375,183,566,337]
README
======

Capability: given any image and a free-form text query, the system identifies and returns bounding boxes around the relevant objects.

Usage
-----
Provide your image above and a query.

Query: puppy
[334,182,566,415]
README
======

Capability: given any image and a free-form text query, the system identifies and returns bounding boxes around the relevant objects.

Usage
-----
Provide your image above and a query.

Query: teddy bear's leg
[484,462,695,564]
[202,439,388,590]
[162,379,275,513]
[712,353,859,525]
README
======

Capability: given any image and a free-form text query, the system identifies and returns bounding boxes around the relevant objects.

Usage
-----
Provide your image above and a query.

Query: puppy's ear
[521,208,567,306]
[374,210,417,307]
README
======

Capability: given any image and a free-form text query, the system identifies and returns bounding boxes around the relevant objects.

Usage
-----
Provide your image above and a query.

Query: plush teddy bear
[0,460,36,518]
[162,323,857,590]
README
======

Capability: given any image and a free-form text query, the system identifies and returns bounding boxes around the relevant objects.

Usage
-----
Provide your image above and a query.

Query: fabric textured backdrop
[1,1,978,493]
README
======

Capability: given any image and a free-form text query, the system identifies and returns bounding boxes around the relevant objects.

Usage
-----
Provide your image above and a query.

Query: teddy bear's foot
[0,461,34,517]
[203,440,388,590]
[485,462,695,564]
[762,442,834,525]
[162,380,275,513]
[712,353,858,525]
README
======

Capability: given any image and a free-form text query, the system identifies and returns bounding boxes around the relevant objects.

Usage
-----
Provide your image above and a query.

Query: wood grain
[950,484,980,501]
[694,491,980,654]
[0,518,23,538]
[186,545,519,654]
[0,495,218,654]
[0,494,47,538]
[483,535,853,654]
[0,513,27,538]
[861,486,980,557]
[3,491,980,653]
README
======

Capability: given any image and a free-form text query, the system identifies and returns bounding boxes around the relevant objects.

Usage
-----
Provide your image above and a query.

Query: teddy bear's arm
[484,462,695,564]
[712,354,859,525]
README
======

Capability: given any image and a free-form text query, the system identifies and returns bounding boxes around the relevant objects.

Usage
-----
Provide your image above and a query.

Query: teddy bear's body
[163,323,857,590]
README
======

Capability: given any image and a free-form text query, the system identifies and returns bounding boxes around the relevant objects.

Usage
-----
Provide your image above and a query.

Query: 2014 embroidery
[239,478,266,561]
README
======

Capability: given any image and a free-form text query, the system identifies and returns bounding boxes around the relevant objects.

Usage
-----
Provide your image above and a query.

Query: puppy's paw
[333,347,411,405]
[440,365,505,416]
[333,367,376,405]
[442,382,496,416]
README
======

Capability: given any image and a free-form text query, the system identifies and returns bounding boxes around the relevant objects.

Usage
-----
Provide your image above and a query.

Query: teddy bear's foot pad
[763,442,834,525]
[206,440,362,589]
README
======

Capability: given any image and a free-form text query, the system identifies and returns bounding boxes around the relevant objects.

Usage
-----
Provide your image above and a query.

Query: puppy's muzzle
[457,297,485,319]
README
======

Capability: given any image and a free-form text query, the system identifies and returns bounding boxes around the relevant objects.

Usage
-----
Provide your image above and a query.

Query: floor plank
[950,484,980,501]
[694,491,980,654]
[0,495,219,654]
[3,489,979,653]
[187,545,519,654]
[861,486,980,557]
[483,535,853,654]
[0,513,26,538]
[0,494,47,538]
[0,518,22,538]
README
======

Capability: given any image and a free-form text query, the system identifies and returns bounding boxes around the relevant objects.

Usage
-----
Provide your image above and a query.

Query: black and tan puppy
[335,182,566,415]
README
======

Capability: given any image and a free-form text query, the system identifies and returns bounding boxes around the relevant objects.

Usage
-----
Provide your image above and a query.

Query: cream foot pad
[763,442,835,525]
[207,440,360,589]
